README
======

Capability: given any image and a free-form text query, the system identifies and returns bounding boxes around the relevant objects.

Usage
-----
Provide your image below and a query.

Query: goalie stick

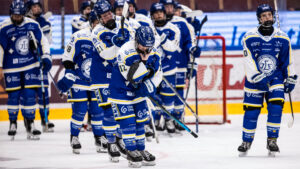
[274,0,295,128]
[29,31,48,130]
[148,96,198,138]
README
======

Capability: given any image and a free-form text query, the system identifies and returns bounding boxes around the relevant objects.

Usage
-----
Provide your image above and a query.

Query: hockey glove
[187,18,201,34]
[57,69,76,93]
[187,62,197,79]
[112,29,130,47]
[135,79,156,98]
[190,46,201,58]
[252,73,269,91]
[284,75,298,93]
[41,57,52,73]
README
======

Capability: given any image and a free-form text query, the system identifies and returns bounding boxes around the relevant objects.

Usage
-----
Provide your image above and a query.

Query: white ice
[1,114,300,169]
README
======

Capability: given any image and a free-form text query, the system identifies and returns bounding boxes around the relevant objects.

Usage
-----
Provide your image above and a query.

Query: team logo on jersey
[102,88,109,95]
[81,58,92,78]
[6,76,11,83]
[25,73,30,80]
[257,54,277,76]
[15,36,29,55]
[120,106,128,114]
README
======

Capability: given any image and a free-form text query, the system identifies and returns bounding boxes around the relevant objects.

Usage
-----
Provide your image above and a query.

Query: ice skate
[175,120,185,132]
[166,119,175,134]
[139,150,156,166]
[126,150,143,168]
[267,138,280,157]
[145,124,154,142]
[238,141,252,157]
[107,143,121,162]
[155,116,165,131]
[70,135,81,154]
[24,119,41,140]
[95,135,108,153]
[116,137,127,158]
[41,117,55,133]
[8,120,17,141]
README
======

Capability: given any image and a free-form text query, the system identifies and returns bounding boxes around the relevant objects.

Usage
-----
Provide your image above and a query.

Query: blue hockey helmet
[80,1,91,13]
[26,0,42,9]
[159,0,176,6]
[10,0,26,15]
[136,9,149,17]
[114,0,125,9]
[174,1,181,9]
[89,10,98,25]
[135,26,155,47]
[126,0,137,10]
[256,4,274,18]
[94,0,112,15]
[150,3,165,16]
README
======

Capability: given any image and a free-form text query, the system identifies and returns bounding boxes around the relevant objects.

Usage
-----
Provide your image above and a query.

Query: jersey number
[119,65,127,72]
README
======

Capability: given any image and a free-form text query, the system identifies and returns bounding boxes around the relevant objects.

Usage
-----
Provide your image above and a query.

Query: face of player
[31,4,42,17]
[100,11,114,24]
[128,4,135,17]
[152,11,165,21]
[10,14,24,25]
[115,7,123,16]
[92,19,100,29]
[259,11,274,27]
[137,44,152,60]
[164,4,174,16]
[83,6,92,18]
[174,8,181,16]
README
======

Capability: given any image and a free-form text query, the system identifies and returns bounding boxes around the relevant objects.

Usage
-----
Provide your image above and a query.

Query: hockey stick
[48,72,66,98]
[287,92,294,128]
[195,69,199,133]
[29,31,48,130]
[148,96,198,138]
[185,15,208,101]
[146,98,159,144]
[121,1,129,37]
[274,0,295,127]
[162,76,200,122]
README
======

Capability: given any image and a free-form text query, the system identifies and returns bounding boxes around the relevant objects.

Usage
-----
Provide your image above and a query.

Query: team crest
[15,36,29,55]
[81,58,92,78]
[257,54,277,76]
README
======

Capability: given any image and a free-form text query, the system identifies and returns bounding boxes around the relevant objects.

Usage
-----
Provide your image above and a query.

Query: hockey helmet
[135,26,155,47]
[80,1,91,13]
[10,0,26,15]
[256,4,274,18]
[89,10,98,24]
[114,0,125,9]
[150,3,165,16]
[160,0,176,6]
[126,0,137,9]
[94,0,112,15]
[26,0,42,9]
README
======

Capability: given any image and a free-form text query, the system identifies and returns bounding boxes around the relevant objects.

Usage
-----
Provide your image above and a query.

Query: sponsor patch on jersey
[15,36,29,55]
[257,54,277,76]
[243,50,248,57]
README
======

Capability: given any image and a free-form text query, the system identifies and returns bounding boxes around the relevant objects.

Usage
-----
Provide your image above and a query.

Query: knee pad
[244,108,261,121]
[72,101,88,121]
[267,103,283,124]
[20,89,36,119]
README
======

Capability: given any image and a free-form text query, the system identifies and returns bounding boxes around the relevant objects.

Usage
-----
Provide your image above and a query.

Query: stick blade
[122,1,129,17]
[186,10,203,18]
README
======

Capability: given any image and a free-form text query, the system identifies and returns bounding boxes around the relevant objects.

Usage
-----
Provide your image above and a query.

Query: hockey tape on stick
[148,96,198,138]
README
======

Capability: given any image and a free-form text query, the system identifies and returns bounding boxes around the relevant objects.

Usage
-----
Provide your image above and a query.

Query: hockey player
[237,4,297,157]
[57,10,107,154]
[91,0,134,162]
[0,0,51,140]
[160,0,201,131]
[150,2,180,134]
[108,26,160,168]
[25,0,54,132]
[71,1,92,33]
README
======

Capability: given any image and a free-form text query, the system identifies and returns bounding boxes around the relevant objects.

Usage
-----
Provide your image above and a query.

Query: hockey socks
[242,109,260,142]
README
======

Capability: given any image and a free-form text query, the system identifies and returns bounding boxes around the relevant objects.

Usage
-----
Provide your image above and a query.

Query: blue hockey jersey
[243,27,296,93]
[0,17,50,73]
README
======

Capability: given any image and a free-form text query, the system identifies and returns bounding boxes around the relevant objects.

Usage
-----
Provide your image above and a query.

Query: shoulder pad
[243,27,258,39]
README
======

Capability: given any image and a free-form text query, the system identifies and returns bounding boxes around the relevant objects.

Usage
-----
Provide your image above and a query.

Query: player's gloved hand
[135,79,156,97]
[41,57,52,73]
[57,69,76,93]
[187,17,201,34]
[112,29,130,47]
[252,73,269,91]
[189,46,201,58]
[284,75,298,93]
[187,62,197,79]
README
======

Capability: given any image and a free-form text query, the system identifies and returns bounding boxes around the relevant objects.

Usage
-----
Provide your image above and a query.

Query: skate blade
[73,149,80,154]
[10,136,15,141]
[142,161,156,166]
[238,151,248,157]
[96,146,107,153]
[27,135,40,140]
[43,127,54,133]
[109,156,120,163]
[268,151,279,157]
[120,153,127,159]
[128,161,142,168]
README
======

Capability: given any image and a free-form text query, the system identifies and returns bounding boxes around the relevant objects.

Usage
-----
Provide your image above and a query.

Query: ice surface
[0,114,300,169]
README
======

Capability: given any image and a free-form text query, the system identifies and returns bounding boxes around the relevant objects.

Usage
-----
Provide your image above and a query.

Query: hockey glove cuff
[136,79,156,97]
[284,75,298,93]
[112,29,130,47]
[252,73,269,91]
[57,69,76,93]
[41,57,52,73]
[189,46,201,59]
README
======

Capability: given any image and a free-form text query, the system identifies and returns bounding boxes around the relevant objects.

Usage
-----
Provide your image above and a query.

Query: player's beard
[262,20,274,27]
[11,17,24,26]
[104,19,116,30]
[128,12,135,18]
[166,14,173,21]
[154,19,167,27]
